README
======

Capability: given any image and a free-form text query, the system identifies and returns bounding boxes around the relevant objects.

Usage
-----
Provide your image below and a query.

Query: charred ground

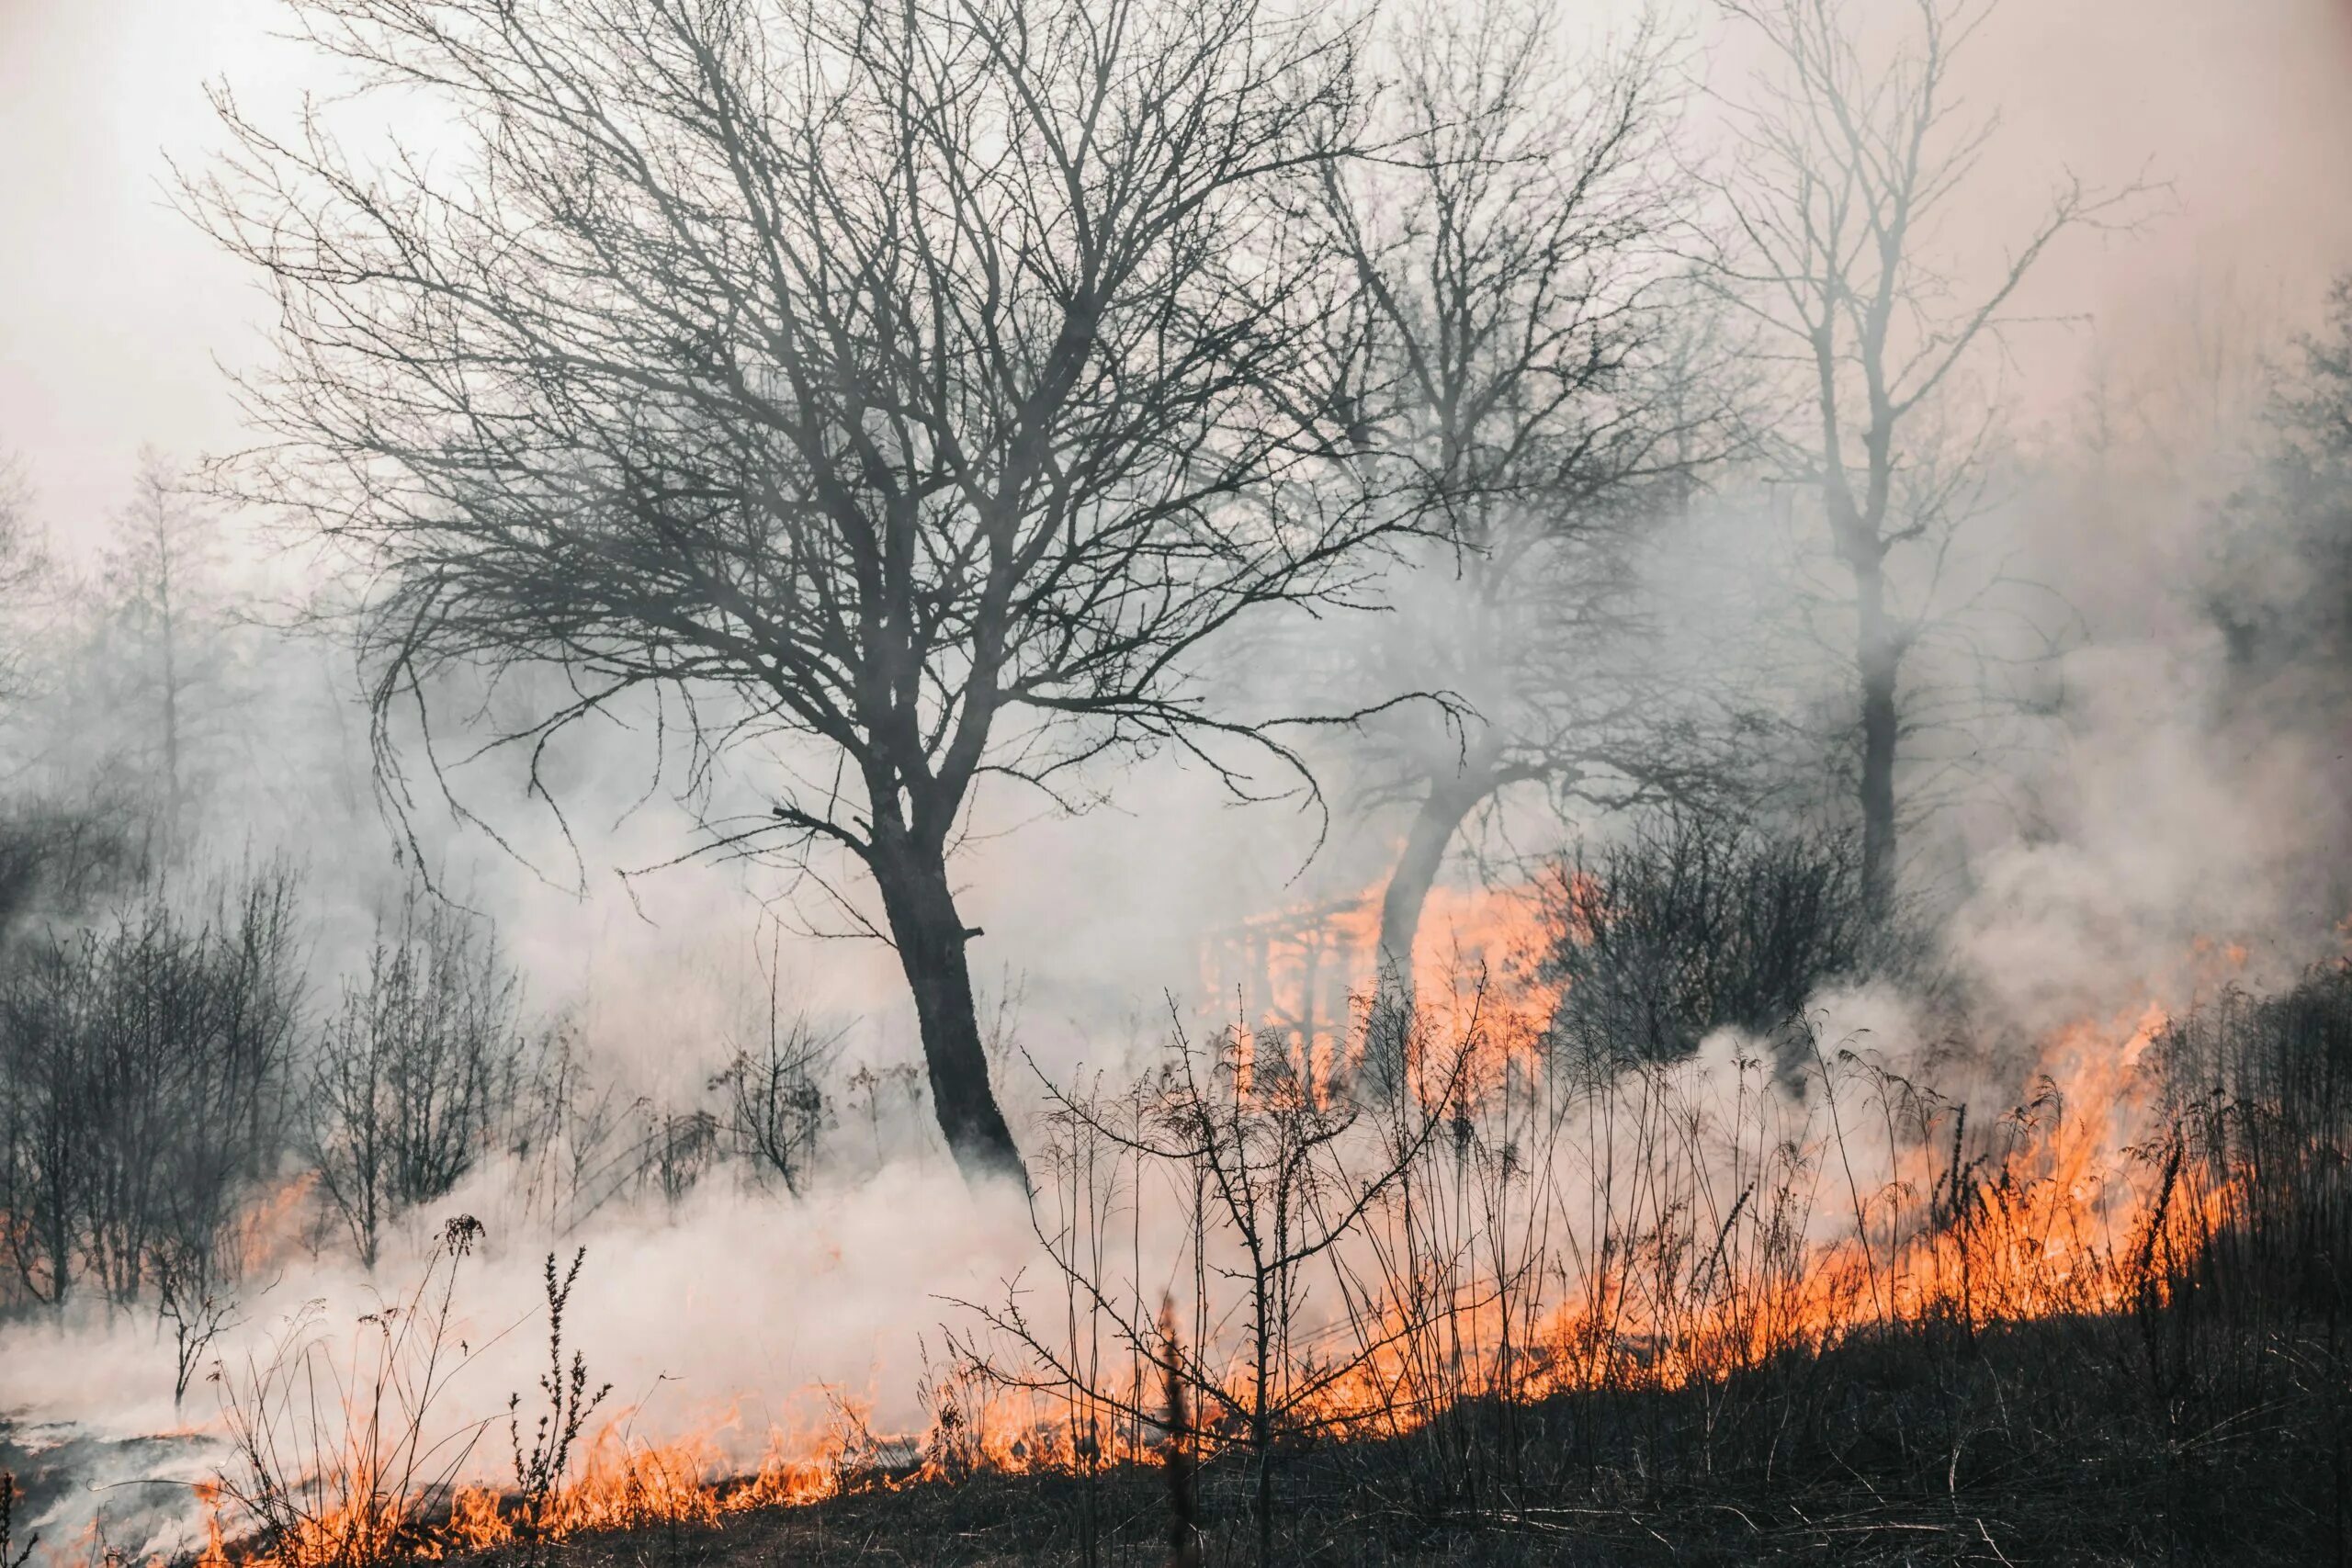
[469,1306,2348,1567]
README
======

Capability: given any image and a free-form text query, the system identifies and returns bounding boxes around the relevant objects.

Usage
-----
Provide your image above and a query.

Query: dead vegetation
[167,963,2352,1568]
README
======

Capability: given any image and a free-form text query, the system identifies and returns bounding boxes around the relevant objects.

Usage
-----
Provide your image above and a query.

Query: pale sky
[2,0,2350,544]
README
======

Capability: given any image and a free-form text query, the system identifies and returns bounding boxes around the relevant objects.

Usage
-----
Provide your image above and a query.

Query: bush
[306,882,529,1269]
[1540,813,1886,1069]
[0,866,304,1315]
[710,1015,837,1197]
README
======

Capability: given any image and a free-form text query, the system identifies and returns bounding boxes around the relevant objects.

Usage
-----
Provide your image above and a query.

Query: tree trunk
[1254,1410,1275,1568]
[1854,558,1900,913]
[868,836,1028,1190]
[1366,779,1487,1096]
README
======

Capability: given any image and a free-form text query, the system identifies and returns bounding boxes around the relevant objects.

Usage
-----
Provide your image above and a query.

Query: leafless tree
[190,0,1392,1187]
[155,1229,248,1410]
[0,939,85,1307]
[1700,0,2143,908]
[2211,276,2352,687]
[1315,3,1732,1053]
[711,1010,837,1197]
[306,880,527,1269]
[953,1021,1465,1566]
[100,449,235,862]
[0,452,49,711]
[0,868,304,1316]
[0,787,151,942]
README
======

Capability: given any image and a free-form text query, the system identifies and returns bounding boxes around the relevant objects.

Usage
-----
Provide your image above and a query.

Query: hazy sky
[2,0,2350,542]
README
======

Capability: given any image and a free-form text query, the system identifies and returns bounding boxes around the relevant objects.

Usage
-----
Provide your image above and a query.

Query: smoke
[0,1158,1037,1562]
[1,0,2351,1562]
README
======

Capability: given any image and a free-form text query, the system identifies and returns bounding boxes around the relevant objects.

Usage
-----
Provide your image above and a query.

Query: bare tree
[1702,0,2142,908]
[712,1011,837,1197]
[1315,4,1729,1052]
[306,880,526,1269]
[0,868,304,1316]
[191,0,1387,1187]
[2211,276,2352,687]
[0,453,47,710]
[98,448,238,863]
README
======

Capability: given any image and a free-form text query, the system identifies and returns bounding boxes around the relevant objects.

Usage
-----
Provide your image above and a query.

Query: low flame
[167,887,2311,1568]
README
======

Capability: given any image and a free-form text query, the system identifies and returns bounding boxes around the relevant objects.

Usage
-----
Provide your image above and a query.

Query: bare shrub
[955,1015,1470,1567]
[0,866,303,1317]
[641,1107,720,1210]
[306,884,526,1268]
[1541,813,1883,1069]
[504,1024,640,1231]
[710,1014,837,1198]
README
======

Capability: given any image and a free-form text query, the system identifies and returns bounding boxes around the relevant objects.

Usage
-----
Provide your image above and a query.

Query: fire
[1204,873,1562,1105]
[1288,990,2233,1436]
[198,1406,921,1568]
[171,892,2322,1568]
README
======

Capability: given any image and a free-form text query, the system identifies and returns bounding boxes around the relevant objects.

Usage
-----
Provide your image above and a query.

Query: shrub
[1540,813,1886,1069]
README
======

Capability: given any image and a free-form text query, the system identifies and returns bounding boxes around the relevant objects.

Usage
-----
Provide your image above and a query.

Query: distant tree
[306,881,527,1269]
[0,452,155,924]
[0,868,303,1314]
[94,448,242,861]
[1702,0,2143,909]
[2211,276,2352,685]
[193,0,1387,1187]
[0,792,148,937]
[1316,3,1729,1059]
[0,449,51,712]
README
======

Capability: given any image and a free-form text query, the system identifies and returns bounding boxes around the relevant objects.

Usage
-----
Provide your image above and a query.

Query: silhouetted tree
[1314,3,1733,1063]
[307,881,527,1269]
[2211,276,2352,686]
[41,449,254,868]
[193,0,1388,1186]
[1702,0,2142,908]
[0,451,48,710]
[0,869,303,1314]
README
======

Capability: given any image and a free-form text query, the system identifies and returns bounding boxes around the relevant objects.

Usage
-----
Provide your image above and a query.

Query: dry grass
[188,966,2352,1568]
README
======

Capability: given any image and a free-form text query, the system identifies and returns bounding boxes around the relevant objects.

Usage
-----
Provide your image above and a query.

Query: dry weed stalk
[1,1471,35,1568]
[1159,1301,1201,1568]
[210,1215,493,1568]
[507,1247,612,1560]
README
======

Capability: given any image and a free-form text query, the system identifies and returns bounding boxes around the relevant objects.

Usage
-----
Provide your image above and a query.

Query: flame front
[179,886,2318,1568]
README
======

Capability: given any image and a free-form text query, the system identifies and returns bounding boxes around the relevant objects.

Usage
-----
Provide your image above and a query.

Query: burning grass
[136,933,2352,1568]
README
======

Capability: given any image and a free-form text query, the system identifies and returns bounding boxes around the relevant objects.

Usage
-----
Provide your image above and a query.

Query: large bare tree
[191,0,1383,1187]
[1703,0,2139,909]
[1316,5,1723,1047]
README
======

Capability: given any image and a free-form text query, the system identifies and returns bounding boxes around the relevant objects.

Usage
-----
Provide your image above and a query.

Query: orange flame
[182,890,2306,1568]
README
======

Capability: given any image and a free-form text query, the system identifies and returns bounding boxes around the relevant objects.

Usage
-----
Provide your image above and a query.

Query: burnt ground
[513,1311,2345,1568]
[1,1418,220,1564]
